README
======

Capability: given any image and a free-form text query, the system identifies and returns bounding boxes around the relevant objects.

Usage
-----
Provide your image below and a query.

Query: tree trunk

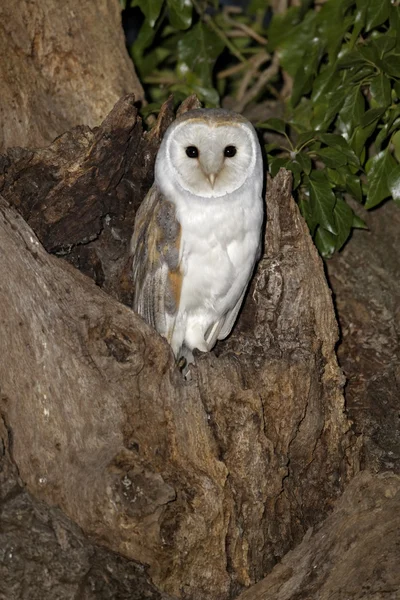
[326,199,400,475]
[237,471,400,600]
[0,0,144,151]
[0,97,359,599]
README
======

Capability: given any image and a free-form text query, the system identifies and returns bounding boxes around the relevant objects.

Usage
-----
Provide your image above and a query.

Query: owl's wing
[131,185,182,345]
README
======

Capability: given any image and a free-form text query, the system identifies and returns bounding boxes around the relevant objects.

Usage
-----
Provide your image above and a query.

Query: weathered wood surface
[0,98,359,599]
[327,199,400,474]
[237,471,400,600]
[0,0,144,151]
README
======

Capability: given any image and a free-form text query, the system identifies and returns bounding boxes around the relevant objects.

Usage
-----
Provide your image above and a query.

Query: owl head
[155,108,262,199]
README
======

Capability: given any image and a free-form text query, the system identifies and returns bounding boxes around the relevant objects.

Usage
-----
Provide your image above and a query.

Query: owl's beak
[207,173,217,188]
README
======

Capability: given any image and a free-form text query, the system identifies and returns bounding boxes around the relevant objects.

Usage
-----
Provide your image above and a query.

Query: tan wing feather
[131,185,183,345]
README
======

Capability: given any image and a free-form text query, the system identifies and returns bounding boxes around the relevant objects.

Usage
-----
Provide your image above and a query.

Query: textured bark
[0,0,144,151]
[0,98,358,599]
[237,471,400,600]
[326,200,400,474]
[0,425,174,600]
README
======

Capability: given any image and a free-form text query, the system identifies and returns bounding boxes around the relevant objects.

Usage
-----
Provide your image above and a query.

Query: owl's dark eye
[224,145,237,158]
[186,146,199,158]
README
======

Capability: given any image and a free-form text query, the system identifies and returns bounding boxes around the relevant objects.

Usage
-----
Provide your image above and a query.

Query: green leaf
[360,107,387,127]
[327,167,346,187]
[311,86,346,130]
[291,40,321,107]
[294,152,312,175]
[372,35,396,58]
[268,157,290,178]
[339,86,365,140]
[352,119,379,157]
[370,73,392,108]
[268,6,303,50]
[350,4,367,47]
[316,133,360,167]
[167,0,192,30]
[337,49,367,69]
[133,0,164,27]
[392,130,400,163]
[333,196,354,250]
[365,149,396,208]
[299,191,318,235]
[132,19,156,60]
[264,143,281,153]
[375,106,400,149]
[314,147,348,168]
[284,159,303,189]
[295,131,316,148]
[290,98,313,132]
[382,53,400,78]
[365,0,391,31]
[315,227,337,258]
[312,67,341,103]
[352,214,368,229]
[309,170,337,234]
[177,22,224,90]
[257,118,287,134]
[345,172,363,202]
[387,164,400,204]
[358,43,381,67]
[140,102,163,118]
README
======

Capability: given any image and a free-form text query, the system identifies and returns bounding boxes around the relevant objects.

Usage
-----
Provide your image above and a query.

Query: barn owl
[131,108,264,366]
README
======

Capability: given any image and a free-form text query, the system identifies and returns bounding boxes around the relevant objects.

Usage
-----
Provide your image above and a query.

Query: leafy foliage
[127,0,400,257]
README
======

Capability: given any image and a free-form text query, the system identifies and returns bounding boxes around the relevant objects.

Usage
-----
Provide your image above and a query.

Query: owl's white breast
[169,178,263,325]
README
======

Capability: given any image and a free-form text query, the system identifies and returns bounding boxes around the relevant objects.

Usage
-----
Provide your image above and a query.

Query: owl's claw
[176,349,193,380]
[176,356,187,371]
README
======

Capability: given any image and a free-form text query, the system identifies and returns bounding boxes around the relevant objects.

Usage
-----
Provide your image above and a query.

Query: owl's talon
[176,356,187,372]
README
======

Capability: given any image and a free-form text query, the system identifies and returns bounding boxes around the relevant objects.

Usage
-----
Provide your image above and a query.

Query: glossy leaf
[309,171,337,234]
[167,0,192,30]
[294,152,312,175]
[257,118,286,134]
[133,0,164,27]
[339,86,365,139]
[372,35,396,58]
[333,196,354,250]
[387,164,400,204]
[316,133,360,167]
[365,149,396,208]
[382,54,400,78]
[177,22,224,90]
[268,157,290,178]
[314,147,348,168]
[365,0,391,31]
[315,227,337,258]
[299,192,318,235]
[345,172,363,202]
[352,214,368,229]
[392,130,400,163]
[370,73,392,108]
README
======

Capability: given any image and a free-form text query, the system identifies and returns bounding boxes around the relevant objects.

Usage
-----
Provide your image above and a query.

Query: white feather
[152,110,264,357]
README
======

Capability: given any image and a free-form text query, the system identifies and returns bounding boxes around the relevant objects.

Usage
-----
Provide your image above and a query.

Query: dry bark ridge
[327,199,400,474]
[237,471,400,600]
[0,96,358,599]
[0,0,144,151]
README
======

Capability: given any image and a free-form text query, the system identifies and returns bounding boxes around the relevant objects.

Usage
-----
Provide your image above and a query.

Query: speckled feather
[131,185,182,344]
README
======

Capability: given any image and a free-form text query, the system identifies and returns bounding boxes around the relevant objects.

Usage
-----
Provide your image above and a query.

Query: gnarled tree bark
[0,97,359,599]
[0,0,144,151]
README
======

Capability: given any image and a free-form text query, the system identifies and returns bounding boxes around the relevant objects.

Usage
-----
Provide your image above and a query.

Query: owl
[131,108,264,366]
